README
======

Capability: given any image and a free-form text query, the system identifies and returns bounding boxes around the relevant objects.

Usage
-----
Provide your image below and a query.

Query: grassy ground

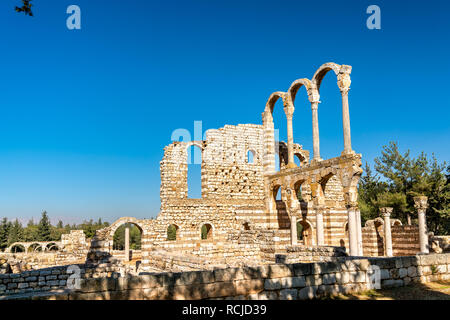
[329,281,450,300]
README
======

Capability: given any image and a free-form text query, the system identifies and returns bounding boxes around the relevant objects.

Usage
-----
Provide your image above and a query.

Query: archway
[167,224,179,241]
[10,244,26,253]
[200,223,213,240]
[113,223,142,250]
[46,242,59,251]
[28,243,42,252]
[297,220,313,245]
[246,150,256,164]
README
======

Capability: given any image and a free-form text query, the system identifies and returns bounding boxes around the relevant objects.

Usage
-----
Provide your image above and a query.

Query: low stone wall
[275,246,347,264]
[0,252,85,273]
[4,253,448,300]
[0,261,135,298]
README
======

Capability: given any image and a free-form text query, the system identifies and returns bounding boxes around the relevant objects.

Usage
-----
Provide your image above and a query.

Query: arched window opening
[187,145,202,198]
[46,243,59,251]
[243,222,250,230]
[11,244,25,253]
[113,223,142,250]
[296,220,312,245]
[246,150,255,164]
[29,243,42,252]
[294,180,305,203]
[294,153,305,168]
[297,222,304,241]
[167,224,179,241]
[201,224,212,240]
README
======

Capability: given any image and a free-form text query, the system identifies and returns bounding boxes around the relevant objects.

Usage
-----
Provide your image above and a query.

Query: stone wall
[6,253,448,300]
[362,221,421,257]
[0,260,133,298]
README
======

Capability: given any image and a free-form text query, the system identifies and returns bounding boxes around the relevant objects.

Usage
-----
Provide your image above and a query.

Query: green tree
[0,218,12,251]
[359,141,449,234]
[7,219,24,246]
[37,211,52,241]
[23,219,38,242]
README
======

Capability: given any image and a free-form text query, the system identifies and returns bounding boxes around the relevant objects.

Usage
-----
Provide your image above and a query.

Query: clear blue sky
[0,0,449,224]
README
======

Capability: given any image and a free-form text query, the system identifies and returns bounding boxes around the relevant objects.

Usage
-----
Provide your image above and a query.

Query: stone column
[316,207,325,246]
[290,215,298,246]
[380,207,393,257]
[311,101,321,163]
[284,103,296,169]
[347,205,358,256]
[337,72,353,155]
[355,209,363,256]
[124,227,130,262]
[262,111,276,173]
[414,196,429,254]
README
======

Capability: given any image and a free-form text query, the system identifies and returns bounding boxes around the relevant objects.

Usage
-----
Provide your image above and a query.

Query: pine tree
[7,219,24,245]
[0,218,12,251]
[37,211,52,241]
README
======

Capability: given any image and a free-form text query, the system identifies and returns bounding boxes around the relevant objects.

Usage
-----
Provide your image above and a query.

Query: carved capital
[337,73,351,93]
[414,196,428,211]
[380,207,393,218]
[307,87,320,104]
[345,201,358,211]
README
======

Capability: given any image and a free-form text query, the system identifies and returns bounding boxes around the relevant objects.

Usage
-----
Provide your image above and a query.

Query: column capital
[380,207,393,218]
[307,87,320,104]
[414,196,428,211]
[337,73,351,94]
[283,102,295,118]
[345,201,358,210]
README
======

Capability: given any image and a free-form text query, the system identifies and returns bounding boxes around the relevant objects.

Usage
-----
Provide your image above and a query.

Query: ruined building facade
[3,62,429,277]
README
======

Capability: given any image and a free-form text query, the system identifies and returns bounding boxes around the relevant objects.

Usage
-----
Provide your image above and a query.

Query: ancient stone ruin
[1,62,447,299]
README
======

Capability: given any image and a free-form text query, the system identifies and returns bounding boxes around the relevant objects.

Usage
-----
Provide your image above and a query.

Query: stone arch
[28,243,43,252]
[167,224,179,241]
[185,141,204,152]
[264,91,287,117]
[292,178,307,204]
[312,62,341,91]
[287,78,313,104]
[45,242,60,251]
[246,149,257,164]
[297,218,314,246]
[199,222,214,240]
[9,243,26,253]
[108,217,144,239]
[108,217,145,252]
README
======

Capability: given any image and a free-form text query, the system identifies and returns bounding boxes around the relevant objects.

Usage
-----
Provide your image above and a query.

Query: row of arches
[166,223,213,241]
[263,62,354,173]
[8,242,61,253]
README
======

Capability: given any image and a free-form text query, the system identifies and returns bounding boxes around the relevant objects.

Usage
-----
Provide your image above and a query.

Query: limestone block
[279,289,297,300]
[298,286,318,300]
